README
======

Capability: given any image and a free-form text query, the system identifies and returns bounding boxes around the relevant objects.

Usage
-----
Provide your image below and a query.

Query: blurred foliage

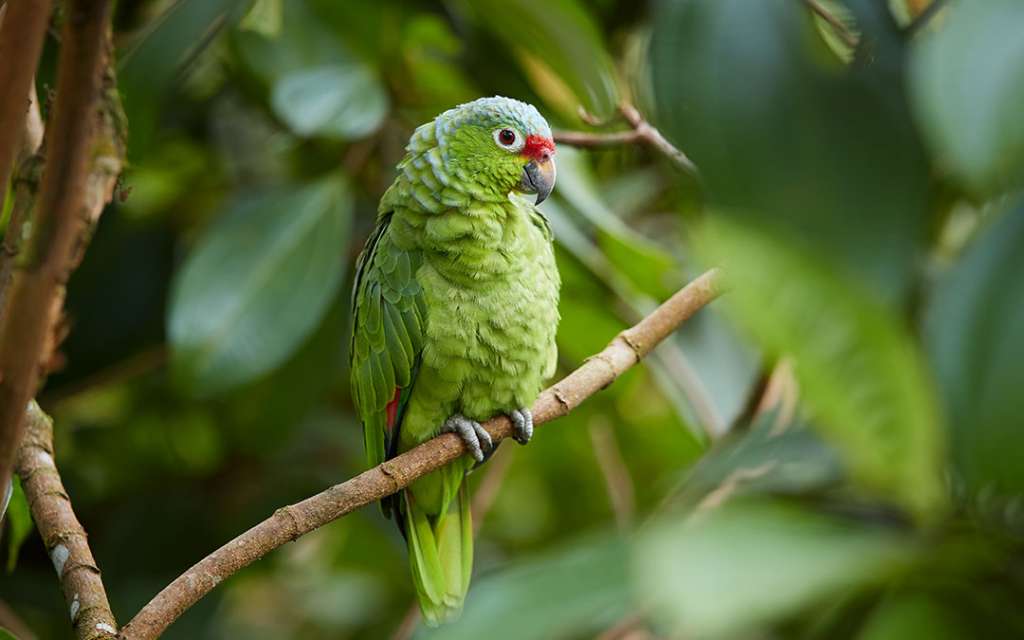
[2,0,1024,639]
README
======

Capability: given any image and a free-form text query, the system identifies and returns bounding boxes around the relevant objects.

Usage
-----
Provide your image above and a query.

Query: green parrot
[350,96,560,624]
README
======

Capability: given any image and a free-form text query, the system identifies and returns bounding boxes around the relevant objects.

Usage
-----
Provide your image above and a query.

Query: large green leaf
[651,0,931,300]
[924,204,1024,515]
[634,502,913,638]
[169,177,352,396]
[423,535,630,640]
[271,64,387,140]
[233,0,388,140]
[470,0,618,118]
[910,0,1024,195]
[118,0,254,158]
[702,219,945,519]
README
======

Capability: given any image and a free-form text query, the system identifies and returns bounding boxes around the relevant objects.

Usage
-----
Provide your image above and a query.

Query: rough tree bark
[0,0,123,504]
[0,0,52,195]
[16,403,117,639]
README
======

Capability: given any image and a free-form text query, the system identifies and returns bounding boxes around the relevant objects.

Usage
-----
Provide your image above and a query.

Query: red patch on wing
[523,134,555,162]
[385,388,401,431]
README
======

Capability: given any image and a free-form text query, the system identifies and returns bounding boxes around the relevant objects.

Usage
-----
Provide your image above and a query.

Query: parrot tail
[404,482,473,626]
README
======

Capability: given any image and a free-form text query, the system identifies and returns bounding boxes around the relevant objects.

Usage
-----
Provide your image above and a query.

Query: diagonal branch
[0,0,53,197]
[554,104,699,175]
[118,268,723,640]
[16,402,117,639]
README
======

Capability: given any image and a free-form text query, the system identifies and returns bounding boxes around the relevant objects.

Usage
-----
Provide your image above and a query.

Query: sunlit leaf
[0,627,18,640]
[5,478,32,573]
[808,0,860,63]
[169,177,352,396]
[271,64,387,140]
[239,0,282,36]
[635,502,913,638]
[910,0,1024,195]
[702,219,945,519]
[471,0,618,118]
[925,203,1024,517]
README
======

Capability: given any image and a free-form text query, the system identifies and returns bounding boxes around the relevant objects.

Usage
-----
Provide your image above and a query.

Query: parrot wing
[350,213,426,473]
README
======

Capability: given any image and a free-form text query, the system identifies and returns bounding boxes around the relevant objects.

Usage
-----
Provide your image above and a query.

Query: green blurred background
[4,0,1024,638]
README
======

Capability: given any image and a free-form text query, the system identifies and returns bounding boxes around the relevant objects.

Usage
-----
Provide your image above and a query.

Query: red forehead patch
[523,134,555,161]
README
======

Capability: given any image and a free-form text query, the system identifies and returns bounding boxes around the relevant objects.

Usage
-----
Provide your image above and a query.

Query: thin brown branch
[802,0,858,49]
[0,598,37,640]
[0,0,52,197]
[0,84,46,316]
[118,269,723,640]
[554,104,698,175]
[0,0,123,497]
[906,0,948,36]
[16,402,116,639]
[588,418,635,530]
[755,357,799,433]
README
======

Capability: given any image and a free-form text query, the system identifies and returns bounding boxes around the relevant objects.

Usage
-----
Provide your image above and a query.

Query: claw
[510,407,533,445]
[442,414,491,462]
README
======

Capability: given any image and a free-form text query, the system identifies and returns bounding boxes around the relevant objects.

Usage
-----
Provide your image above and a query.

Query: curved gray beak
[520,157,556,205]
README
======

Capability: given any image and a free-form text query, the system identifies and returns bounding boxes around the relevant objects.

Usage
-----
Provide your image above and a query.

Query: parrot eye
[493,127,524,152]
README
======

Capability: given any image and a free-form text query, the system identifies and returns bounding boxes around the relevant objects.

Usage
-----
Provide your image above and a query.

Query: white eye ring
[493,127,525,152]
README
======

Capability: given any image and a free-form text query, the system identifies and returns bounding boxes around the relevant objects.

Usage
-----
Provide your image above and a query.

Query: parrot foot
[442,414,492,463]
[510,407,534,445]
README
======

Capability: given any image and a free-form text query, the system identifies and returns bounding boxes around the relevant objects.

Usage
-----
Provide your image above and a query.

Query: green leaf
[808,0,860,63]
[169,177,352,396]
[271,64,387,140]
[702,219,945,519]
[911,0,1024,195]
[239,0,282,36]
[679,412,842,507]
[471,0,618,118]
[858,593,973,640]
[119,0,253,158]
[634,502,913,638]
[424,534,630,640]
[554,148,680,301]
[0,627,19,640]
[6,477,33,573]
[924,204,1024,514]
[651,0,930,299]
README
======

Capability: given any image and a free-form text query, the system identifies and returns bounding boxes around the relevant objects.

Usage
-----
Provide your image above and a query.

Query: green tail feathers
[404,482,473,625]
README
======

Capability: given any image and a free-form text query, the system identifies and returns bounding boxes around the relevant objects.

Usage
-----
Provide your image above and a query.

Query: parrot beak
[520,156,556,205]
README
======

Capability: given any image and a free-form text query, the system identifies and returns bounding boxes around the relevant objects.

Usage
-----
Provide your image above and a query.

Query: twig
[588,418,635,530]
[0,597,37,640]
[15,402,117,639]
[0,84,46,317]
[754,357,799,434]
[554,104,698,175]
[0,0,124,498]
[118,269,723,640]
[801,0,858,49]
[906,0,948,36]
[388,445,517,640]
[0,0,53,197]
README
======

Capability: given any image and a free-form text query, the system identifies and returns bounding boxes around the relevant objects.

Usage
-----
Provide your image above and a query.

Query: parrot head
[435,96,557,204]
